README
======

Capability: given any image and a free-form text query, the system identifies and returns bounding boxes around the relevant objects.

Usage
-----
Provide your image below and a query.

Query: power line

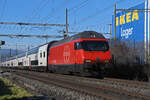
[69,0,89,12]
[52,0,89,24]
[0,0,7,20]
[20,0,47,34]
[78,5,113,24]
[15,0,51,35]
[77,0,125,24]
[0,34,63,38]
[116,9,150,12]
[41,0,71,23]
[43,0,89,35]
[0,0,7,33]
[32,0,50,19]
[0,22,67,26]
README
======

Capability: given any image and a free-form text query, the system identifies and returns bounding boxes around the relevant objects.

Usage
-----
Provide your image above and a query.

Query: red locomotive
[48,31,111,76]
[1,31,111,77]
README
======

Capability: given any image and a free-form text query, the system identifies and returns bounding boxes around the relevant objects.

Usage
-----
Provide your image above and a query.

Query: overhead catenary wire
[41,0,71,23]
[0,0,7,20]
[0,22,67,26]
[77,0,125,24]
[19,0,47,34]
[0,0,7,33]
[17,0,51,35]
[0,34,63,38]
[52,0,89,25]
[22,0,71,38]
[43,0,89,25]
[69,0,89,12]
[45,0,89,36]
[29,0,50,19]
[116,9,150,12]
[0,21,68,40]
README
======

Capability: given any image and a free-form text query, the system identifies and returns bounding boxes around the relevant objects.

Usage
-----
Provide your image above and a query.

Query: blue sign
[112,2,145,42]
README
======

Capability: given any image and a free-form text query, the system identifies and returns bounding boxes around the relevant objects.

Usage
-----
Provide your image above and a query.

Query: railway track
[11,70,150,100]
[104,78,150,89]
[21,70,150,91]
[44,72,150,89]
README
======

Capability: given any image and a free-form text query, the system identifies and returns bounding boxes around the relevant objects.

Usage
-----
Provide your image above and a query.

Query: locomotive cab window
[75,42,82,50]
[75,41,109,51]
[82,41,109,51]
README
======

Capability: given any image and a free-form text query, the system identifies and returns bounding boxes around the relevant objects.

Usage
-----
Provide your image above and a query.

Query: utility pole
[16,43,18,55]
[108,24,112,48]
[0,34,63,38]
[65,8,69,38]
[108,24,112,36]
[0,22,66,26]
[114,4,116,40]
[0,46,2,62]
[28,45,30,51]
[10,48,11,57]
[0,41,5,63]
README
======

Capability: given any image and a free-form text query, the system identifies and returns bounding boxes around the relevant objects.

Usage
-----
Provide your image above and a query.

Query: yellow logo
[116,10,139,26]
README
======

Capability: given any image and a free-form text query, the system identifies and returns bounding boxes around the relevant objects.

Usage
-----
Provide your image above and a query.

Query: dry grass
[0,77,33,100]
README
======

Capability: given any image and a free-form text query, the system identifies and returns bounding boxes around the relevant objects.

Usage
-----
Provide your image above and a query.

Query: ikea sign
[116,10,139,26]
[112,1,147,42]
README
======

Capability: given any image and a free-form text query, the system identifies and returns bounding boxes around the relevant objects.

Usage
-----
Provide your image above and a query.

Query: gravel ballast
[1,72,101,100]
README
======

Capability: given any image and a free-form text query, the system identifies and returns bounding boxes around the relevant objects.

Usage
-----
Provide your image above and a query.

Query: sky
[0,0,144,50]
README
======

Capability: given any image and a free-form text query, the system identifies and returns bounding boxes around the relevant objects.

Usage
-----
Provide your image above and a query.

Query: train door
[74,42,81,73]
[74,42,83,64]
[38,44,48,67]
[74,43,77,73]
[22,59,24,66]
[29,57,31,70]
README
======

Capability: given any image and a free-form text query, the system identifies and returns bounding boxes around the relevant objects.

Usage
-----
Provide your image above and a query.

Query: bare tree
[108,39,148,81]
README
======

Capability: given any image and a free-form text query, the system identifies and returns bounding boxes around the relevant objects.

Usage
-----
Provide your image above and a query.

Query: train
[0,31,112,77]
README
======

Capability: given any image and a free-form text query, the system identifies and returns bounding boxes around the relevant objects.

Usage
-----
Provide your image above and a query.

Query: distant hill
[0,49,24,58]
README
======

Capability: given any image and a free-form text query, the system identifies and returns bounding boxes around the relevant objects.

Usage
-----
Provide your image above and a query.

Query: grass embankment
[0,77,33,100]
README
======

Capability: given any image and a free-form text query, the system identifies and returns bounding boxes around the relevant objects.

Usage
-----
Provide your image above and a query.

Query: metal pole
[10,48,11,57]
[145,0,147,63]
[108,24,112,48]
[16,43,17,55]
[0,45,2,63]
[28,45,30,51]
[46,38,48,43]
[114,4,116,40]
[108,24,112,36]
[134,40,135,51]
[148,2,150,58]
[0,22,66,26]
[65,8,68,38]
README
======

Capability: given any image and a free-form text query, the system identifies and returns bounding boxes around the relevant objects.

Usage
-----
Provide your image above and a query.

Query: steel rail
[14,71,150,100]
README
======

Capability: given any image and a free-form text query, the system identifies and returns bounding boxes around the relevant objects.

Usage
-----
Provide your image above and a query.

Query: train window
[43,52,45,58]
[31,60,38,65]
[75,42,82,50]
[40,53,42,58]
[75,41,109,51]
[18,62,23,66]
[82,41,109,51]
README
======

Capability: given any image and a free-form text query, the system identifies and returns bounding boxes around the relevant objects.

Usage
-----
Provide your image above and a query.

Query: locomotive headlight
[84,59,91,63]
[105,60,109,63]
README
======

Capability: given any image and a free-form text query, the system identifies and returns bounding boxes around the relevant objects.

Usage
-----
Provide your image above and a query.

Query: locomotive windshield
[75,41,109,51]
